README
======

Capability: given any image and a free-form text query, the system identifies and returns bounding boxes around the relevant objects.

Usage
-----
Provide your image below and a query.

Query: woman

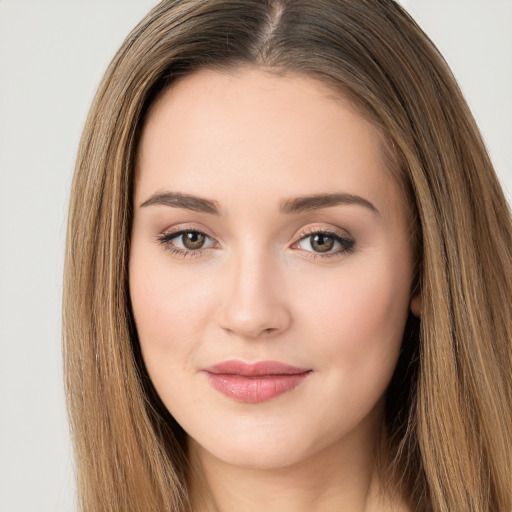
[63,1,512,511]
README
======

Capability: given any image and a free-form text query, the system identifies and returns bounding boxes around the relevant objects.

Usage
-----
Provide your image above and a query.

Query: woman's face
[130,67,419,469]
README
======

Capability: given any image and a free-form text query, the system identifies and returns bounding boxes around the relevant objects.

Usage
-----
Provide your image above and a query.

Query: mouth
[202,360,312,403]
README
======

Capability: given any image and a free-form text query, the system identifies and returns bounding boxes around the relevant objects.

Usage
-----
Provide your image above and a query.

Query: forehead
[135,67,402,219]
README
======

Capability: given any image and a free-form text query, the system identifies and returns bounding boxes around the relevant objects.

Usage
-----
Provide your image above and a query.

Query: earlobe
[410,293,422,318]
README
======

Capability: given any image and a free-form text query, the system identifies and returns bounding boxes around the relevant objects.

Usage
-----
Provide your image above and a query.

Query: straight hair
[63,1,512,510]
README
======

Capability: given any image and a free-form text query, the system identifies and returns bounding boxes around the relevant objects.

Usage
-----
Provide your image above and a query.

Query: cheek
[128,242,216,378]
[292,253,411,402]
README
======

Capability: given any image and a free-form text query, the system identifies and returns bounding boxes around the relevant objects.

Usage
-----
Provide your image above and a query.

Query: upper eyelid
[156,229,218,256]
[157,224,353,247]
[293,230,353,248]
[159,229,218,248]
[294,225,352,241]
[160,224,217,240]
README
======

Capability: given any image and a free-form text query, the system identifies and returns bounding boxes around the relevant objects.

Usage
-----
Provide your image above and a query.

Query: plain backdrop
[0,1,510,511]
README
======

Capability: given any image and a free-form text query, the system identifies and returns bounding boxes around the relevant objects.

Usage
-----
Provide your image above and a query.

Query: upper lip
[203,360,311,377]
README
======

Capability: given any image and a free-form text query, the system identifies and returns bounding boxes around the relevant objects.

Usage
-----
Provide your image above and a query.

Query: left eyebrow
[280,193,379,215]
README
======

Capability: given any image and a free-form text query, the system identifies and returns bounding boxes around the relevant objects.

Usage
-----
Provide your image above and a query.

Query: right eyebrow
[140,191,220,215]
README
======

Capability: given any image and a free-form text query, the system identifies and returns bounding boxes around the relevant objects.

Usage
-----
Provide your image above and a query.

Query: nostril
[221,323,282,340]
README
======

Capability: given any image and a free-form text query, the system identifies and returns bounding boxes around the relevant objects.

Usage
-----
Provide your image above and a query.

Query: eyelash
[156,227,355,260]
[293,228,355,259]
[156,227,217,259]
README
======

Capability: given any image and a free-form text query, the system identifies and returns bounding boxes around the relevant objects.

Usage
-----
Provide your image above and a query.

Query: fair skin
[130,67,419,512]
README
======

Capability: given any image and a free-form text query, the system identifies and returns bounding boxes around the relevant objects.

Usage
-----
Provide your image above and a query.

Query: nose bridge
[220,243,290,339]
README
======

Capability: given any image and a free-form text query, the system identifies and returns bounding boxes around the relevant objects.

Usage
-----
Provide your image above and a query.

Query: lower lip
[205,372,311,403]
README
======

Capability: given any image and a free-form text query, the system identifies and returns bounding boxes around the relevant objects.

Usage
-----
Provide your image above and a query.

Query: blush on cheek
[300,261,408,377]
[130,257,222,385]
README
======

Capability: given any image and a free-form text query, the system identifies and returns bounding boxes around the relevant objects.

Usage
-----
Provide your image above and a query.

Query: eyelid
[293,224,353,243]
[156,224,220,256]
[291,225,355,257]
[158,223,218,242]
[155,223,354,259]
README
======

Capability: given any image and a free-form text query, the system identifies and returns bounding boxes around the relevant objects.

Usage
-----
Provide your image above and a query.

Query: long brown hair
[63,1,512,510]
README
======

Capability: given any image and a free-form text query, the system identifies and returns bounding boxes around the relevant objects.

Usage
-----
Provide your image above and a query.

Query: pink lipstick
[203,360,311,403]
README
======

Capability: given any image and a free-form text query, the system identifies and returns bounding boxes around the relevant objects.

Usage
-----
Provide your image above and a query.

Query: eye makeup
[292,227,355,260]
[155,223,355,261]
[156,227,218,259]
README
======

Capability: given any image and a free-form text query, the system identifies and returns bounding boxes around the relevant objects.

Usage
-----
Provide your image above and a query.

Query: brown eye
[158,229,216,253]
[310,234,335,253]
[296,230,355,256]
[182,231,206,250]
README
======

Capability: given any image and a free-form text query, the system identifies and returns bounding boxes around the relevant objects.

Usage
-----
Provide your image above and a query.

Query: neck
[187,405,409,512]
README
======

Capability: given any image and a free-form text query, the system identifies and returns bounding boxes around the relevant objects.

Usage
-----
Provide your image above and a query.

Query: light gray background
[0,1,510,511]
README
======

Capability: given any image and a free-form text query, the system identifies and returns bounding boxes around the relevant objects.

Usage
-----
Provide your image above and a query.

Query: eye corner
[291,227,355,259]
[155,226,220,258]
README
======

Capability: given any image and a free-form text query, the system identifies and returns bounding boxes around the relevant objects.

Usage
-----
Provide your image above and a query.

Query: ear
[410,292,422,318]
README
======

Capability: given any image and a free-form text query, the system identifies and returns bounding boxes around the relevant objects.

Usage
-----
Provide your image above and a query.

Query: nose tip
[218,258,291,340]
[220,291,291,340]
[222,312,284,340]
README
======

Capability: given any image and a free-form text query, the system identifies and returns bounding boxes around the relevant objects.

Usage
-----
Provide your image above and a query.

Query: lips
[203,360,312,403]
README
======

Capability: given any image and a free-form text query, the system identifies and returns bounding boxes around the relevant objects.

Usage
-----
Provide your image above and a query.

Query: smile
[203,360,312,404]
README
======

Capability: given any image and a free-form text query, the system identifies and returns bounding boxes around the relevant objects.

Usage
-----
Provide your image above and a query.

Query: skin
[130,67,420,512]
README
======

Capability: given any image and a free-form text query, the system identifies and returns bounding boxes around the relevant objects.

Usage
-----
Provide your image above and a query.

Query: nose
[218,249,292,340]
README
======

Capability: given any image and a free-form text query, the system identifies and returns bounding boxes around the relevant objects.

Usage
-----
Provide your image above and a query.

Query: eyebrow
[280,193,379,215]
[140,191,220,214]
[140,191,378,215]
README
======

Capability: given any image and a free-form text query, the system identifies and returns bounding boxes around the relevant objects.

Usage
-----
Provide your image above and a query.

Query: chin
[186,415,334,471]
[196,438,312,470]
